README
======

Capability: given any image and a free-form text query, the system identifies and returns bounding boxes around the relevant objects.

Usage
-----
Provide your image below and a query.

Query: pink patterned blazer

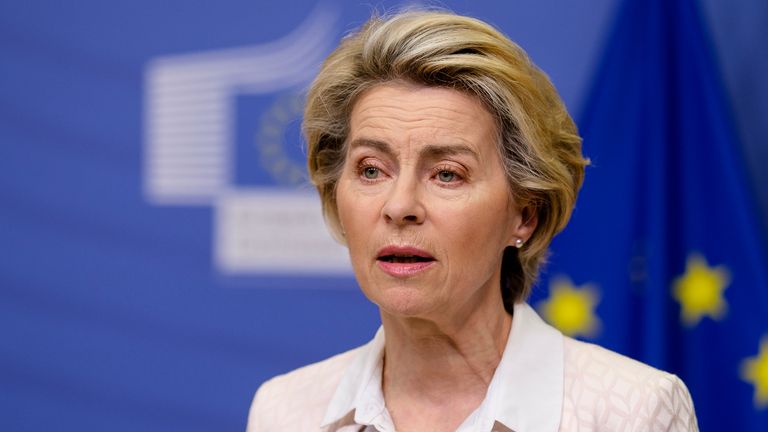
[247,303,698,432]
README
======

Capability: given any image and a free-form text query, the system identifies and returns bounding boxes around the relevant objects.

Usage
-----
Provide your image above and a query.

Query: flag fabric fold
[536,0,768,429]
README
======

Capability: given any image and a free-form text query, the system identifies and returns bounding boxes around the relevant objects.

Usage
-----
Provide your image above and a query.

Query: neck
[379,297,513,431]
[381,307,512,393]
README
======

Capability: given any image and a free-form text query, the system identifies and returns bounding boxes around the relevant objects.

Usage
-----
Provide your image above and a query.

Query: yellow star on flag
[741,336,768,409]
[672,253,730,327]
[538,276,600,338]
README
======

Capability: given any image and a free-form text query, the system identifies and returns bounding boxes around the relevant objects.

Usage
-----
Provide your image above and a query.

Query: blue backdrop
[2,1,767,431]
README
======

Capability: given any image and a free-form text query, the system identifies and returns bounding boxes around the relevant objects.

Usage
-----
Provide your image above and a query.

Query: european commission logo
[142,7,350,276]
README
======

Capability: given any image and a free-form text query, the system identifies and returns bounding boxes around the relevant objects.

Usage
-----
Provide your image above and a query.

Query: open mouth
[376,246,435,276]
[377,254,435,264]
[376,246,435,265]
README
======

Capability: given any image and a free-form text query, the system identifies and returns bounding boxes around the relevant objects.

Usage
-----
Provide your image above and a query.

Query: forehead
[348,82,498,154]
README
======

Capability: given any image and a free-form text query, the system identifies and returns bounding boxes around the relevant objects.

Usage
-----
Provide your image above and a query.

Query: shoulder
[246,347,362,432]
[561,337,698,431]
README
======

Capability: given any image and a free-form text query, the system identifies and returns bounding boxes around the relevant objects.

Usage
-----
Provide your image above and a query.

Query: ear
[508,204,538,247]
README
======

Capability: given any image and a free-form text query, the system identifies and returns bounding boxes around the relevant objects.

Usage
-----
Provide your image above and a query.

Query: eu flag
[534,0,768,430]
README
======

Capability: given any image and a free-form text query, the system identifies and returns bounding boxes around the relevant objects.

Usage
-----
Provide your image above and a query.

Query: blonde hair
[304,10,588,308]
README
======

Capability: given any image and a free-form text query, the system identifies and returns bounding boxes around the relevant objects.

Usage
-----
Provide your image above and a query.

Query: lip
[376,245,436,278]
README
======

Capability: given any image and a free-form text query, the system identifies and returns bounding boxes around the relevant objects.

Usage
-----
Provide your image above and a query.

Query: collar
[321,326,393,429]
[321,303,564,432]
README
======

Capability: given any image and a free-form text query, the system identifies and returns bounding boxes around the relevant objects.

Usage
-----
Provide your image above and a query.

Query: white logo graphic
[143,7,351,275]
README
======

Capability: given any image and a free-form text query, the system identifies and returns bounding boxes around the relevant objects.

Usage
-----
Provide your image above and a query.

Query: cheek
[441,195,515,252]
[335,178,356,226]
[336,181,375,253]
[336,186,354,226]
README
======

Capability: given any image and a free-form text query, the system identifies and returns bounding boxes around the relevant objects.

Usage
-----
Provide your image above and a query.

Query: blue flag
[534,0,768,429]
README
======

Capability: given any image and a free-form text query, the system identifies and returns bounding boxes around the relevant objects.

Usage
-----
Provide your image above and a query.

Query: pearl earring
[515,238,524,249]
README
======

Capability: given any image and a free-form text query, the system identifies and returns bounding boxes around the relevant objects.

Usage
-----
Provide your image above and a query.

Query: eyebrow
[348,138,395,158]
[348,138,480,162]
[419,144,480,162]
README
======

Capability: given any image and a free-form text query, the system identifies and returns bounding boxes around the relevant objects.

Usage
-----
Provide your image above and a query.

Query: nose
[381,174,425,226]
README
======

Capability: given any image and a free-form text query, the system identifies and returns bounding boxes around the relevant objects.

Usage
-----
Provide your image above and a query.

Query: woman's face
[336,82,534,321]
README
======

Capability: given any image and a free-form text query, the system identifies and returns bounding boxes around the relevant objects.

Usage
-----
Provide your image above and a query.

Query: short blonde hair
[304,10,587,308]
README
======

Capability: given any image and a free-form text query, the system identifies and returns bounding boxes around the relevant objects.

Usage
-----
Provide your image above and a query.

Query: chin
[370,285,441,319]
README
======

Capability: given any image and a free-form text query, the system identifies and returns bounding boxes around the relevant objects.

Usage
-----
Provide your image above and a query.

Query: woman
[247,10,698,432]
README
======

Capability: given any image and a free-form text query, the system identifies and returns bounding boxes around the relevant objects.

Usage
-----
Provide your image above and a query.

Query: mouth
[375,246,436,277]
[376,246,435,263]
[377,255,434,264]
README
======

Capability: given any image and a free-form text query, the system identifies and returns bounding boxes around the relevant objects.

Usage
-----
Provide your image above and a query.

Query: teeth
[396,257,420,263]
[381,255,430,263]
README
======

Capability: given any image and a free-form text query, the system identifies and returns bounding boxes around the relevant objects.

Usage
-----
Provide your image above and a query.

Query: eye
[432,165,465,185]
[437,170,456,183]
[362,166,380,179]
[356,159,385,182]
[430,163,467,188]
